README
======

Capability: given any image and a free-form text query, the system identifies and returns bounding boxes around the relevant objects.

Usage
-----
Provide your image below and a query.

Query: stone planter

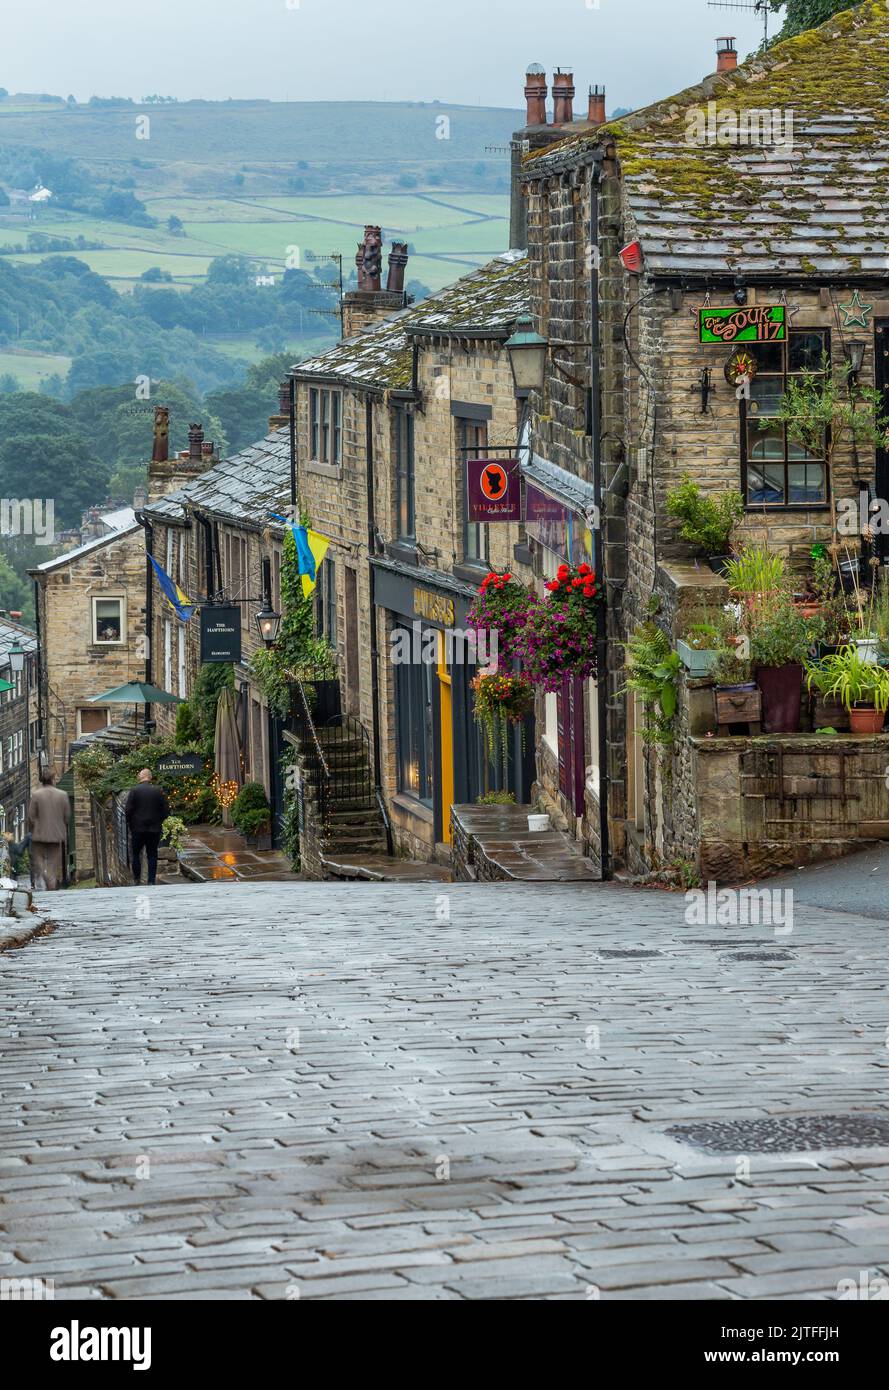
[756,663,803,734]
[676,639,719,678]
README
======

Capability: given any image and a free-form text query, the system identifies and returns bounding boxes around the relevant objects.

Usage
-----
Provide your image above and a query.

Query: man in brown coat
[27,769,70,892]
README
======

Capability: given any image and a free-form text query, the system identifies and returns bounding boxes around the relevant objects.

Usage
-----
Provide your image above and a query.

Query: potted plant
[810,548,850,660]
[665,473,744,574]
[521,562,601,691]
[749,594,814,734]
[231,781,273,849]
[805,645,889,735]
[676,616,721,678]
[471,671,535,767]
[724,547,786,613]
[467,571,534,664]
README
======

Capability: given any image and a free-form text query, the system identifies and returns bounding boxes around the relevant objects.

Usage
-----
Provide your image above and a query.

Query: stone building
[516,3,889,879]
[0,618,38,850]
[294,250,531,862]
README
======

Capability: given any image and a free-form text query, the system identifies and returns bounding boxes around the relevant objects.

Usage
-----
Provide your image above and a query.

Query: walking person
[27,770,70,892]
[126,769,170,887]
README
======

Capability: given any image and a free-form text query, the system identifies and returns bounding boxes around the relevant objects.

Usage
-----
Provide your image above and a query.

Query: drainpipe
[365,393,392,853]
[33,576,45,767]
[289,376,298,510]
[136,510,154,727]
[589,154,612,881]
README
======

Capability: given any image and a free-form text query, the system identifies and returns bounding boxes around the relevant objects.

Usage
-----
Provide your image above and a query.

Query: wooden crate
[716,686,762,735]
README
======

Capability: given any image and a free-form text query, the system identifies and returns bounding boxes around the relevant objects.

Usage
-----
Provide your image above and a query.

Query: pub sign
[699,304,786,344]
[466,457,521,522]
[200,606,242,664]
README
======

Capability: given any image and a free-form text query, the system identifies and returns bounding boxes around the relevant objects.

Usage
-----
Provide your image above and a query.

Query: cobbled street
[3,878,889,1301]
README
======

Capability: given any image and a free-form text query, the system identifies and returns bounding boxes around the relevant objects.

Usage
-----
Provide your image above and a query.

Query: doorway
[875,320,889,564]
[343,567,360,716]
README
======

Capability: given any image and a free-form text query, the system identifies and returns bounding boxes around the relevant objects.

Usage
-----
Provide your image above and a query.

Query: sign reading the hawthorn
[699,304,786,344]
[157,753,204,777]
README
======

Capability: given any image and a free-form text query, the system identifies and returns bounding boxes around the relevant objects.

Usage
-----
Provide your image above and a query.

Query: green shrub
[232,781,271,837]
[666,474,744,556]
[94,737,217,824]
[174,700,201,747]
[476,790,516,805]
[192,662,235,753]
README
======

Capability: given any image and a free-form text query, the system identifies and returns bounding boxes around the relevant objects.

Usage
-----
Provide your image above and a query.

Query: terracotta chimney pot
[716,37,738,72]
[524,64,547,126]
[552,69,575,125]
[588,85,606,124]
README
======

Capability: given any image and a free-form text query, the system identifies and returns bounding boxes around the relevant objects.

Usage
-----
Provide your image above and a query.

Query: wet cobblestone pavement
[2,879,889,1300]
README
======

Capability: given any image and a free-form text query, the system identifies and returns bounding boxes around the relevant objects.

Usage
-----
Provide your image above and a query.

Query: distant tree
[0,548,32,616]
[66,94,76,106]
[0,431,109,528]
[205,254,254,287]
[0,187,9,206]
[140,266,173,282]
[0,89,7,100]
[0,373,19,394]
[167,214,185,235]
[610,107,632,119]
[397,173,418,188]
[233,172,245,187]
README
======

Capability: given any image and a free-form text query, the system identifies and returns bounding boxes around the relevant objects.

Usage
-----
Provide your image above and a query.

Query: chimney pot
[524,64,547,126]
[716,36,738,72]
[278,380,291,416]
[588,85,606,125]
[188,422,204,460]
[552,69,575,126]
[387,242,410,294]
[201,441,214,458]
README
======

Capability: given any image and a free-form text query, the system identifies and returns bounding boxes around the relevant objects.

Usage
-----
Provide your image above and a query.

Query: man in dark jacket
[126,769,170,887]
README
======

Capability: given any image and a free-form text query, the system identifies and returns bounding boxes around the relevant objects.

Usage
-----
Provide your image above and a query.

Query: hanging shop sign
[200,605,242,664]
[699,304,786,344]
[466,457,521,522]
[525,484,569,558]
[156,752,204,777]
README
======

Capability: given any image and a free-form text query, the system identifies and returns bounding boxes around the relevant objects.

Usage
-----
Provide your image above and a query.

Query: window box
[676,638,719,679]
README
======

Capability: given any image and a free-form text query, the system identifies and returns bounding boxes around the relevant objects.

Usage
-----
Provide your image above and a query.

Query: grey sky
[5,0,772,111]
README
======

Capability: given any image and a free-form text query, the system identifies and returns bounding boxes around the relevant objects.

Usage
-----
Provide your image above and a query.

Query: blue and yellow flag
[271,515,331,598]
[149,553,196,622]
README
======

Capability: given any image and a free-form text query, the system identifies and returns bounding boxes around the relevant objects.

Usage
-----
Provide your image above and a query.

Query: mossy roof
[142,431,293,530]
[292,253,528,390]
[527,1,889,279]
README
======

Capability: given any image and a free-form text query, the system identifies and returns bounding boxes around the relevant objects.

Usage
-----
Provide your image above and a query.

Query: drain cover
[598,949,662,959]
[667,1114,889,1154]
[724,950,794,962]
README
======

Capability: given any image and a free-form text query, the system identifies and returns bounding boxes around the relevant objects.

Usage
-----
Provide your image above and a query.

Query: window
[79,708,108,736]
[13,802,25,843]
[93,597,124,644]
[29,719,41,756]
[164,619,172,692]
[309,387,342,466]
[395,407,415,540]
[457,417,489,565]
[742,330,830,506]
[394,628,434,807]
[178,626,187,697]
[316,558,336,650]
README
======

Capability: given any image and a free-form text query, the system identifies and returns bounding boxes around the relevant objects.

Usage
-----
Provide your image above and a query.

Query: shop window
[309,387,342,466]
[93,597,124,644]
[457,417,489,566]
[742,329,830,506]
[394,628,434,807]
[395,407,416,540]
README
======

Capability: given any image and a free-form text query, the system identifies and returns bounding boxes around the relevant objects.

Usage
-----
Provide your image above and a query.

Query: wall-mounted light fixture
[844,340,866,390]
[691,366,715,413]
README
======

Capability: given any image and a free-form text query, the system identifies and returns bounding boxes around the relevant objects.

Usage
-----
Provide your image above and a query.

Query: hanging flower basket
[520,563,602,692]
[471,671,535,764]
[467,571,534,665]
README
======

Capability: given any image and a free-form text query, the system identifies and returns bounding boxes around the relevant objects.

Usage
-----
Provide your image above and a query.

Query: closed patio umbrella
[213,686,243,827]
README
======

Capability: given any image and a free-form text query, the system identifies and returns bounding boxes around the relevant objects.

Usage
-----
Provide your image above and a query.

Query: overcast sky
[5,0,773,111]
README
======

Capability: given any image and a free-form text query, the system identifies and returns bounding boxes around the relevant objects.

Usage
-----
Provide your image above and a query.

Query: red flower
[557,564,569,581]
[571,577,584,588]
[545,580,560,592]
[578,563,591,577]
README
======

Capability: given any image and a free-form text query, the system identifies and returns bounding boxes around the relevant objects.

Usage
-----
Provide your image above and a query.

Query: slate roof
[142,431,293,531]
[0,618,37,660]
[33,524,142,573]
[293,253,529,390]
[526,1,889,280]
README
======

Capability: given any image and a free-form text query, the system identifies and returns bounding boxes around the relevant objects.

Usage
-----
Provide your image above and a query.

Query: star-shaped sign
[839,290,873,330]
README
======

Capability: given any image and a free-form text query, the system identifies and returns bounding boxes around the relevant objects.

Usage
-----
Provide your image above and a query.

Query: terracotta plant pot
[755,663,803,734]
[849,706,886,735]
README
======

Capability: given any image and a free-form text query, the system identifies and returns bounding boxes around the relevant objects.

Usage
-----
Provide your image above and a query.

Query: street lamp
[255,602,282,648]
[504,316,549,396]
[845,340,866,389]
[255,555,281,647]
[7,640,24,675]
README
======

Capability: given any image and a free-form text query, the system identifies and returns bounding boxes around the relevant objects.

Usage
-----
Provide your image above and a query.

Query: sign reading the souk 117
[467,457,521,522]
[699,304,786,344]
[200,606,242,664]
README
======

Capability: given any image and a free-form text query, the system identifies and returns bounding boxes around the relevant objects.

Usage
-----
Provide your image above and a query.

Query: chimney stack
[201,440,214,461]
[188,423,204,460]
[133,484,147,511]
[716,37,738,72]
[552,69,575,125]
[357,225,383,292]
[588,85,606,125]
[152,405,169,463]
[387,242,409,293]
[524,64,547,126]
